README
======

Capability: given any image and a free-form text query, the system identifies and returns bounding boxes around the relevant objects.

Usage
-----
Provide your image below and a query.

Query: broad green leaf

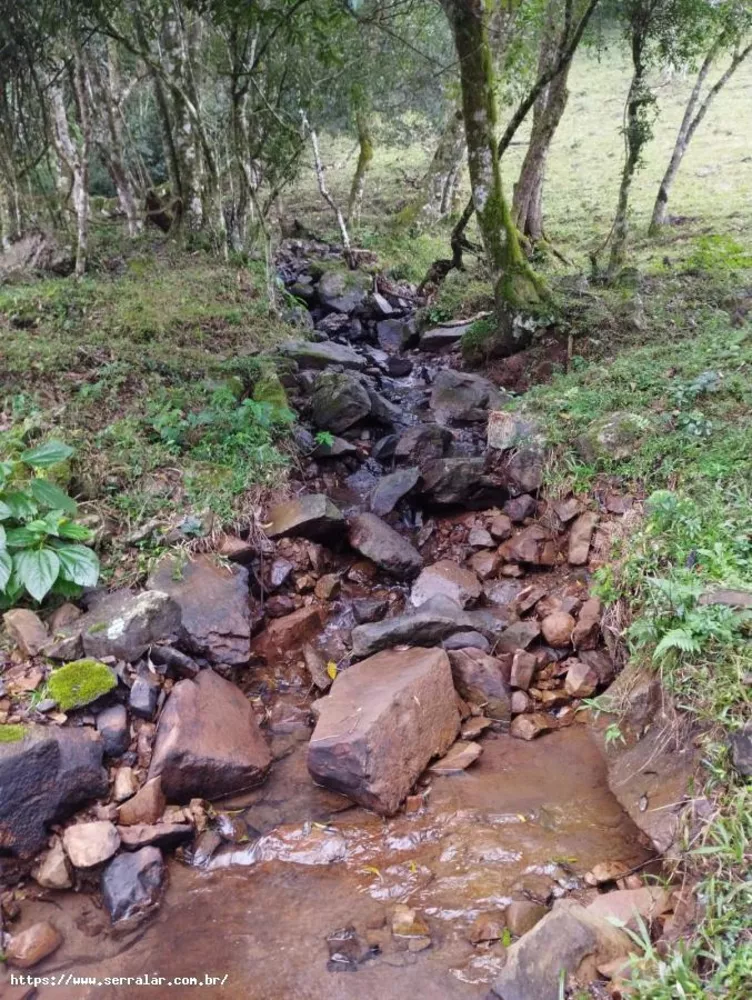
[29,479,78,514]
[56,544,99,588]
[0,550,10,591]
[21,440,74,468]
[58,520,94,542]
[43,510,65,535]
[14,547,60,602]
[0,500,12,520]
[26,519,53,536]
[0,524,5,549]
[5,527,38,548]
[3,490,38,519]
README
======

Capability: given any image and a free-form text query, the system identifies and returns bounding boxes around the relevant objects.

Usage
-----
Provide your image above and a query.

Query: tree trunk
[441,0,542,321]
[162,10,203,232]
[401,107,466,227]
[0,145,22,249]
[347,109,374,224]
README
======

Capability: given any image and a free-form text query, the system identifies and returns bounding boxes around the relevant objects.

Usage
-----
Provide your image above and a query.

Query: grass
[0,723,27,743]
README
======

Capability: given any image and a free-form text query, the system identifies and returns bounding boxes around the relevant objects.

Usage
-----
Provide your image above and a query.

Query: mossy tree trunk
[401,106,466,227]
[347,108,374,224]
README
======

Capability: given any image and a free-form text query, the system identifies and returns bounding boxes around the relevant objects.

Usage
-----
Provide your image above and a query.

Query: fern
[653,628,701,660]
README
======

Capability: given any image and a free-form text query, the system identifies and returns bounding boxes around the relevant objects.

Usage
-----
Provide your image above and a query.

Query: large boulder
[351,595,477,659]
[410,560,481,609]
[279,340,366,371]
[348,513,422,579]
[101,846,164,923]
[420,457,506,508]
[265,494,345,543]
[576,411,651,463]
[45,589,181,662]
[148,669,271,801]
[311,371,372,433]
[447,649,511,722]
[429,370,506,423]
[308,647,459,814]
[317,268,370,314]
[147,555,251,667]
[0,726,107,857]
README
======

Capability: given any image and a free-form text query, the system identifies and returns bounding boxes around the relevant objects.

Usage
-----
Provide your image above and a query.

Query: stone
[391,903,430,939]
[490,899,633,1000]
[311,371,371,433]
[448,649,512,722]
[489,513,513,540]
[443,631,490,653]
[314,573,340,601]
[430,369,506,423]
[483,578,523,607]
[467,527,493,548]
[365,386,404,427]
[568,511,600,565]
[6,922,62,969]
[552,497,583,524]
[376,316,417,351]
[129,671,160,719]
[504,447,545,495]
[118,776,165,826]
[420,457,505,508]
[371,291,393,316]
[309,647,458,814]
[510,713,553,740]
[576,411,650,463]
[419,323,471,352]
[730,722,752,778]
[147,554,251,667]
[252,605,325,661]
[468,911,505,945]
[461,716,493,739]
[394,424,451,464]
[572,597,602,649]
[33,839,71,890]
[318,268,370,313]
[96,704,129,757]
[496,620,541,653]
[429,740,482,774]
[386,356,413,377]
[503,494,537,523]
[46,590,181,663]
[62,821,120,868]
[514,585,547,615]
[3,608,48,656]
[699,588,752,609]
[468,549,502,580]
[313,435,357,459]
[148,669,271,801]
[511,690,531,715]
[279,339,366,371]
[564,659,599,698]
[351,597,390,624]
[0,726,107,857]
[371,434,398,462]
[510,650,537,690]
[500,525,556,566]
[47,658,117,711]
[265,494,345,543]
[269,557,294,588]
[217,534,255,564]
[101,846,164,923]
[351,595,477,659]
[541,612,575,647]
[348,513,422,579]
[586,887,671,931]
[113,767,138,802]
[370,467,421,516]
[117,822,194,851]
[505,900,548,937]
[487,409,541,451]
[410,559,481,610]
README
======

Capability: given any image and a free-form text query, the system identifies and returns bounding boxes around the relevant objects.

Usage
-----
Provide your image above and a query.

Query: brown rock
[564,660,599,699]
[252,605,324,661]
[113,766,138,802]
[568,512,600,566]
[62,821,120,868]
[551,497,583,523]
[33,839,71,889]
[348,512,422,579]
[6,922,62,969]
[302,643,333,692]
[586,887,671,931]
[496,620,541,653]
[580,649,616,686]
[265,494,344,543]
[47,601,83,633]
[410,559,481,609]
[514,585,546,615]
[572,597,602,650]
[3,609,49,656]
[448,649,512,722]
[307,647,459,815]
[148,669,271,802]
[468,912,506,944]
[511,690,531,715]
[117,822,193,851]
[510,650,537,690]
[500,525,556,566]
[585,861,630,886]
[314,573,340,601]
[429,740,482,774]
[468,549,502,580]
[461,716,493,739]
[505,900,548,937]
[510,713,553,741]
[391,903,430,939]
[503,494,537,523]
[489,513,513,540]
[218,534,255,564]
[118,776,165,826]
[541,612,575,648]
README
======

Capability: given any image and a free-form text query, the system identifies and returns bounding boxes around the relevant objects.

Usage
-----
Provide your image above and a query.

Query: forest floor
[1,48,750,997]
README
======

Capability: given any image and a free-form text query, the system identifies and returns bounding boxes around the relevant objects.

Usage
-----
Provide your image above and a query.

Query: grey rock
[129,672,160,720]
[279,339,365,371]
[442,631,491,653]
[487,409,542,451]
[351,595,476,659]
[317,269,370,314]
[730,722,752,778]
[348,513,422,579]
[96,704,129,757]
[352,598,391,624]
[394,424,452,464]
[370,467,421,516]
[311,371,371,433]
[101,846,164,923]
[576,411,650,463]
[496,620,542,653]
[503,447,544,496]
[419,323,471,352]
[376,317,417,352]
[420,457,506,508]
[265,493,345,543]
[429,369,506,423]
[503,494,537,523]
[447,649,511,722]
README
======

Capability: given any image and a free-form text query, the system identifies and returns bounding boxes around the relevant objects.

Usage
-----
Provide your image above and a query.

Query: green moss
[0,724,27,743]
[252,372,288,411]
[48,659,117,711]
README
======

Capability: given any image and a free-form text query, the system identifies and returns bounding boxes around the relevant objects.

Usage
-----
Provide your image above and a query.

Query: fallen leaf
[326,661,338,680]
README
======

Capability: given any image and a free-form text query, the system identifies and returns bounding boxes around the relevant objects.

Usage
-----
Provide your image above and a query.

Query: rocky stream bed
[0,240,699,1000]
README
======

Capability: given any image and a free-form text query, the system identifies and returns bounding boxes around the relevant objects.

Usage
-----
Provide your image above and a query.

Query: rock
[348,513,422,579]
[146,555,251,667]
[419,323,471,352]
[371,434,398,462]
[33,839,71,890]
[118,777,165,826]
[503,494,537,523]
[365,385,403,427]
[579,649,616,686]
[371,291,393,316]
[0,726,107,857]
[101,846,164,923]
[468,527,494,548]
[308,647,459,814]
[6,922,63,969]
[47,658,117,711]
[483,579,523,607]
[394,424,451,464]
[352,597,390,624]
[576,411,649,463]
[313,435,358,459]
[448,649,511,722]
[552,497,583,524]
[430,369,506,423]
[510,713,553,741]
[443,631,491,655]
[47,590,181,663]
[505,900,548,937]
[118,822,194,851]
[279,339,365,371]
[96,704,130,757]
[420,457,505,508]
[541,612,575,648]
[129,671,160,719]
[411,559,481,610]
[467,911,506,944]
[386,355,414,377]
[568,511,600,565]
[503,447,545,495]
[113,767,138,802]
[468,549,502,580]
[62,821,120,868]
[265,494,345,543]
[510,690,531,715]
[461,716,493,739]
[730,722,752,778]
[3,609,48,656]
[148,669,271,801]
[351,595,477,659]
[489,513,513,540]
[391,903,431,939]
[699,588,752,609]
[252,605,324,661]
[586,887,671,931]
[429,740,482,773]
[510,650,537,690]
[311,371,371,433]
[217,534,255,564]
[376,317,416,351]
[0,229,74,280]
[370,467,421,516]
[317,268,370,313]
[490,899,633,1000]
[496,620,541,653]
[314,573,340,601]
[514,585,547,615]
[572,597,602,649]
[564,659,599,698]
[269,557,294,589]
[487,410,541,451]
[500,525,556,566]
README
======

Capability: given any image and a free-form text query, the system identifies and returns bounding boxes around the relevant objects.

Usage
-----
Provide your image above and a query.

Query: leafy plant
[315,430,335,448]
[0,438,99,607]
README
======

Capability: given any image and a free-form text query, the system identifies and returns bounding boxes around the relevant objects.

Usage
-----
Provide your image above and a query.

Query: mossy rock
[48,659,117,711]
[252,372,288,411]
[576,411,653,464]
[0,724,27,743]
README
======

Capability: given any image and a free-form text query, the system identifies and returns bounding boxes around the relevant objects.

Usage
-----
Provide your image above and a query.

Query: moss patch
[0,724,27,743]
[48,659,117,711]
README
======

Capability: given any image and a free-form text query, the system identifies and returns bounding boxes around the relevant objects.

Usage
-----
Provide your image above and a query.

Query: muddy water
[30,727,649,1000]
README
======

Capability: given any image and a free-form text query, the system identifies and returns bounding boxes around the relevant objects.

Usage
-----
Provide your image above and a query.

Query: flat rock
[500,524,557,566]
[6,921,63,969]
[348,513,422,579]
[371,467,421,516]
[443,630,490,653]
[265,493,344,543]
[429,739,482,774]
[317,269,370,313]
[118,776,165,826]
[147,554,251,666]
[308,647,459,814]
[279,339,365,371]
[420,457,506,508]
[102,846,164,923]
[430,369,505,423]
[394,424,451,463]
[448,649,511,722]
[510,713,554,740]
[62,821,120,868]
[568,511,600,565]
[117,822,194,851]
[699,588,752,609]
[252,605,325,661]
[419,323,471,352]
[148,669,271,801]
[496,620,541,653]
[311,371,372,433]
[3,608,48,656]
[586,887,671,931]
[0,726,107,857]
[351,595,477,659]
[411,559,481,609]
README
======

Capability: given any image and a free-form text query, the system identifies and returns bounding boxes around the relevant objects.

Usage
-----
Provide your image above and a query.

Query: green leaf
[58,520,93,542]
[56,544,99,588]
[14,547,60,602]
[0,524,5,550]
[0,550,11,591]
[3,490,38,519]
[5,527,38,548]
[29,479,78,514]
[21,440,74,468]
[0,500,12,520]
